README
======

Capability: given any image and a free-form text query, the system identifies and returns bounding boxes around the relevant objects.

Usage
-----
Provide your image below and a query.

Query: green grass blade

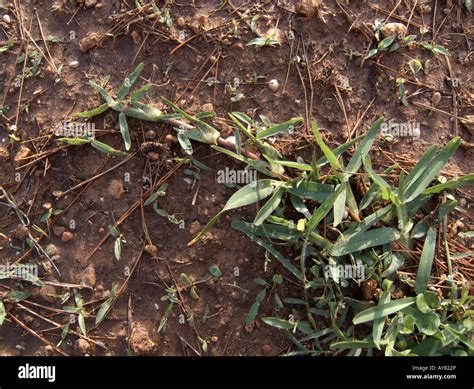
[312,122,342,171]
[117,63,145,100]
[346,117,384,174]
[90,139,128,156]
[404,137,461,202]
[353,297,416,324]
[256,118,302,139]
[415,226,437,294]
[307,184,346,233]
[330,227,400,256]
[75,103,110,118]
[254,186,284,226]
[118,112,131,151]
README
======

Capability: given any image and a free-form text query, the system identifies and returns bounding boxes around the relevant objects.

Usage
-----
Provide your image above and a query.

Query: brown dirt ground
[0,0,472,356]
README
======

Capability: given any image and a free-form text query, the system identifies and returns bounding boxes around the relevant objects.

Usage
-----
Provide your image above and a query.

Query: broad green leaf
[404,137,460,202]
[333,184,346,227]
[256,118,302,139]
[307,184,346,233]
[312,122,342,170]
[254,186,284,226]
[0,301,5,326]
[423,173,474,195]
[353,297,416,324]
[373,290,391,349]
[330,340,376,350]
[118,112,131,151]
[91,139,128,156]
[287,181,334,202]
[415,226,437,294]
[346,117,384,174]
[131,83,152,103]
[57,137,91,145]
[117,63,145,100]
[75,103,110,118]
[330,227,400,257]
[403,306,441,336]
[378,35,396,51]
[245,302,260,325]
[262,317,295,330]
[95,286,117,325]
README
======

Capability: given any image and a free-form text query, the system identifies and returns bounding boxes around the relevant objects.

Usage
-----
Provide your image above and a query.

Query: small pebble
[45,244,59,256]
[61,231,74,242]
[69,60,80,68]
[145,130,156,140]
[3,14,11,24]
[177,17,186,28]
[131,31,141,45]
[201,103,214,112]
[261,344,273,355]
[268,79,280,92]
[144,244,159,258]
[431,92,441,107]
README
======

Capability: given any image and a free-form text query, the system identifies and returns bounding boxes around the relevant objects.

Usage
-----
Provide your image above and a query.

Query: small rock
[61,231,74,242]
[39,284,57,304]
[189,221,201,235]
[79,32,100,53]
[361,278,378,300]
[196,14,208,27]
[129,323,157,355]
[14,224,29,240]
[230,291,240,300]
[431,92,441,107]
[95,2,104,10]
[69,60,80,68]
[51,255,62,264]
[131,30,141,45]
[232,42,245,51]
[458,198,467,208]
[108,179,124,199]
[177,17,186,28]
[42,202,52,210]
[295,2,318,17]
[0,145,9,159]
[2,14,11,24]
[164,134,178,143]
[45,244,59,256]
[380,22,407,38]
[85,0,97,8]
[268,79,280,92]
[145,130,156,140]
[144,244,159,258]
[201,103,214,112]
[14,146,31,167]
[461,115,474,135]
[74,338,93,355]
[261,344,273,355]
[53,226,66,237]
[190,20,201,35]
[81,266,96,288]
[44,345,54,356]
[210,335,219,342]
